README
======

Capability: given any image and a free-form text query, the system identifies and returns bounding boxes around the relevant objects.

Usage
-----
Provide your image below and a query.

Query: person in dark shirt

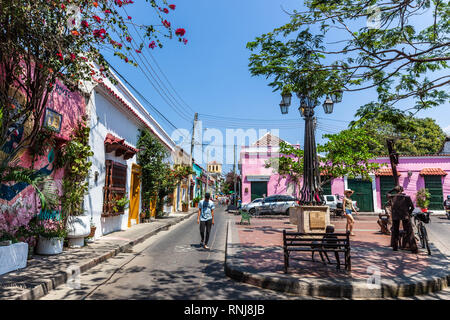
[389,186,418,253]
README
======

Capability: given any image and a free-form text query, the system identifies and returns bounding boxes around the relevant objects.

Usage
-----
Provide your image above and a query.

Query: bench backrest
[283,230,350,249]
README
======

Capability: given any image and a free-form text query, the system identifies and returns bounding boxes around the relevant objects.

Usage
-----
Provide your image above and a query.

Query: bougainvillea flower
[81,20,89,28]
[93,2,98,8]
[183,38,188,45]
[70,53,76,61]
[175,28,186,36]
[71,30,80,36]
[126,36,132,42]
[149,41,156,49]
[135,49,141,53]
[127,16,132,20]
[169,4,176,10]
[162,20,171,28]
[56,52,64,61]
[104,9,112,14]
[163,8,169,14]
[115,0,123,6]
[93,15,101,23]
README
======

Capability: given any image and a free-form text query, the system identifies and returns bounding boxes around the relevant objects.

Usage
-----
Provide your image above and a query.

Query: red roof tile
[419,168,447,176]
[376,168,401,176]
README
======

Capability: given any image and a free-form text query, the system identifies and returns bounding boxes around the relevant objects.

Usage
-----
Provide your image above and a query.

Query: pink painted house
[240,134,450,213]
[0,79,86,215]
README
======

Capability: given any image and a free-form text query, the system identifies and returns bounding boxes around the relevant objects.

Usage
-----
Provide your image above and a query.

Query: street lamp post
[280,90,342,206]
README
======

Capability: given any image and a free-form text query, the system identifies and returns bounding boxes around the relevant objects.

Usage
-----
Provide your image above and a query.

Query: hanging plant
[57,115,94,221]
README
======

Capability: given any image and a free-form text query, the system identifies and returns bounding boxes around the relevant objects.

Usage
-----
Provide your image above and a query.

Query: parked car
[324,194,341,212]
[255,195,299,215]
[324,194,359,216]
[241,198,264,214]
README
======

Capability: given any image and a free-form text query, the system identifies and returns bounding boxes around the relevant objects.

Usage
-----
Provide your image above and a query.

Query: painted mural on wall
[0,80,86,216]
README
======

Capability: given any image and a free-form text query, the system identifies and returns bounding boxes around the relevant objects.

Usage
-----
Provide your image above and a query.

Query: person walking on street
[343,189,359,236]
[389,186,418,253]
[197,192,215,250]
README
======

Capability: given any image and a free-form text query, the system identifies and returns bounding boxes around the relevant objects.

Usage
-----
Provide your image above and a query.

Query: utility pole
[386,139,400,187]
[206,149,209,195]
[190,113,198,202]
[233,143,237,206]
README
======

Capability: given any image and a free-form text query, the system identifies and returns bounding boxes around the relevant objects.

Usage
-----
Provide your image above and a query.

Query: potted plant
[0,199,34,275]
[192,196,201,208]
[182,201,189,212]
[416,188,431,212]
[87,218,96,239]
[36,218,67,255]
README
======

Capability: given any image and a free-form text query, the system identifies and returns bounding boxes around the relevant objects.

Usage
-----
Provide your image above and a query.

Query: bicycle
[412,210,431,255]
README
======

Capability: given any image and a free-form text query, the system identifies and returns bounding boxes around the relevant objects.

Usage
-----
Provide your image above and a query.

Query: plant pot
[27,246,34,260]
[0,240,12,246]
[0,242,28,275]
[182,204,188,212]
[66,215,91,248]
[88,226,97,238]
[36,236,63,255]
[194,202,198,208]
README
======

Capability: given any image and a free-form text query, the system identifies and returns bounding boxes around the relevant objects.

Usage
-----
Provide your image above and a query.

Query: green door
[251,182,267,201]
[321,176,332,195]
[379,176,396,208]
[322,181,332,196]
[348,179,374,212]
[424,175,444,210]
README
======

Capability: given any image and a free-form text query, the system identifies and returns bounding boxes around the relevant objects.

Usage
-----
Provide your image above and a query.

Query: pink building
[240,134,450,213]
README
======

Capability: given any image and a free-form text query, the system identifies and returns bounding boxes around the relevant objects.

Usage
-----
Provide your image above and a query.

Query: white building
[84,73,176,238]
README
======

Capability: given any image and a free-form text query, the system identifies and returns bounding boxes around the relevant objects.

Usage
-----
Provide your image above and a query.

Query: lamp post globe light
[279,89,342,206]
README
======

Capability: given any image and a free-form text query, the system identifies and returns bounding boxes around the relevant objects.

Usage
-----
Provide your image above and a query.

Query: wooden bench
[282,230,351,273]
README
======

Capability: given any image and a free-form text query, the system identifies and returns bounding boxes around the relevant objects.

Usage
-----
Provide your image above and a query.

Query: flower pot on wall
[36,236,63,255]
[66,215,91,248]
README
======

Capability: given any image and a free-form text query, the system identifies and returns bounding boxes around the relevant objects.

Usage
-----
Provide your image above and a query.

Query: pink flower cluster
[38,219,63,233]
[0,199,35,239]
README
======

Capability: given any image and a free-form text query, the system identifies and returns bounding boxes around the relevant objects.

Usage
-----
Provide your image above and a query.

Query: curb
[12,210,197,300]
[225,221,450,299]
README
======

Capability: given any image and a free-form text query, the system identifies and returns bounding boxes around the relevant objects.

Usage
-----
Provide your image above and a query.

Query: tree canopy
[247,0,449,116]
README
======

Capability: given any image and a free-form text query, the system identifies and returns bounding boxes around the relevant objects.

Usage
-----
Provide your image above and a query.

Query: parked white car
[256,195,299,215]
[242,198,264,214]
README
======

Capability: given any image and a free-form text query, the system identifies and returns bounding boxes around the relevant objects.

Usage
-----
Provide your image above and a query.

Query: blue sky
[103,0,450,174]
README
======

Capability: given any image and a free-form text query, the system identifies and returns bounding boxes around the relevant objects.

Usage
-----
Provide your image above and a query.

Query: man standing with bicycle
[389,186,418,253]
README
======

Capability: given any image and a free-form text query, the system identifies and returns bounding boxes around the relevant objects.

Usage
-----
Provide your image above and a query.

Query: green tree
[247,0,449,121]
[137,129,170,211]
[266,128,383,191]
[352,116,446,155]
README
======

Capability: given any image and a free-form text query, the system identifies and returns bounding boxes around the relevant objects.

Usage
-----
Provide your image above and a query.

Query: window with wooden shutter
[102,160,128,217]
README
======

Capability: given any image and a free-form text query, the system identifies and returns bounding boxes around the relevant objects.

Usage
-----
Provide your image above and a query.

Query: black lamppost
[280,90,342,206]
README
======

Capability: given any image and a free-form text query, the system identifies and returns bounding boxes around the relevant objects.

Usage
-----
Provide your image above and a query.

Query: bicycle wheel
[421,225,431,255]
[417,224,425,248]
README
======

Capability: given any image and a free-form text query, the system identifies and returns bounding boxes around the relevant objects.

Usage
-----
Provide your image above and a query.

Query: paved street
[40,205,298,300]
[38,205,450,300]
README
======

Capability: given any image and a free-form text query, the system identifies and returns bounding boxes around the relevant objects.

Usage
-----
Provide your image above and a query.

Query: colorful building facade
[240,134,450,213]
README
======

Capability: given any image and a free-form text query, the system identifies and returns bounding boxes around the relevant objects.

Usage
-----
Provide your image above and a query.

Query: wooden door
[424,175,444,210]
[348,179,374,212]
[128,164,141,227]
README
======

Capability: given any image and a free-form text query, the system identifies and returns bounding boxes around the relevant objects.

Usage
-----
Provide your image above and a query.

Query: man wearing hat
[197,192,215,249]
[389,186,417,253]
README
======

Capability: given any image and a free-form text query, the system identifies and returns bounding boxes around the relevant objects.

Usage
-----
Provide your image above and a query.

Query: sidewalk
[225,214,450,299]
[0,209,197,300]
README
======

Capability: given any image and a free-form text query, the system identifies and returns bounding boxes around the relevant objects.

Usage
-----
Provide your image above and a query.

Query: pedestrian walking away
[197,192,215,250]
[388,186,418,253]
[343,189,359,236]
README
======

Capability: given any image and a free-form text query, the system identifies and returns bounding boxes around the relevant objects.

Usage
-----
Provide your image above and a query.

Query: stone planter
[296,205,331,233]
[66,215,91,248]
[36,236,63,255]
[0,242,28,275]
